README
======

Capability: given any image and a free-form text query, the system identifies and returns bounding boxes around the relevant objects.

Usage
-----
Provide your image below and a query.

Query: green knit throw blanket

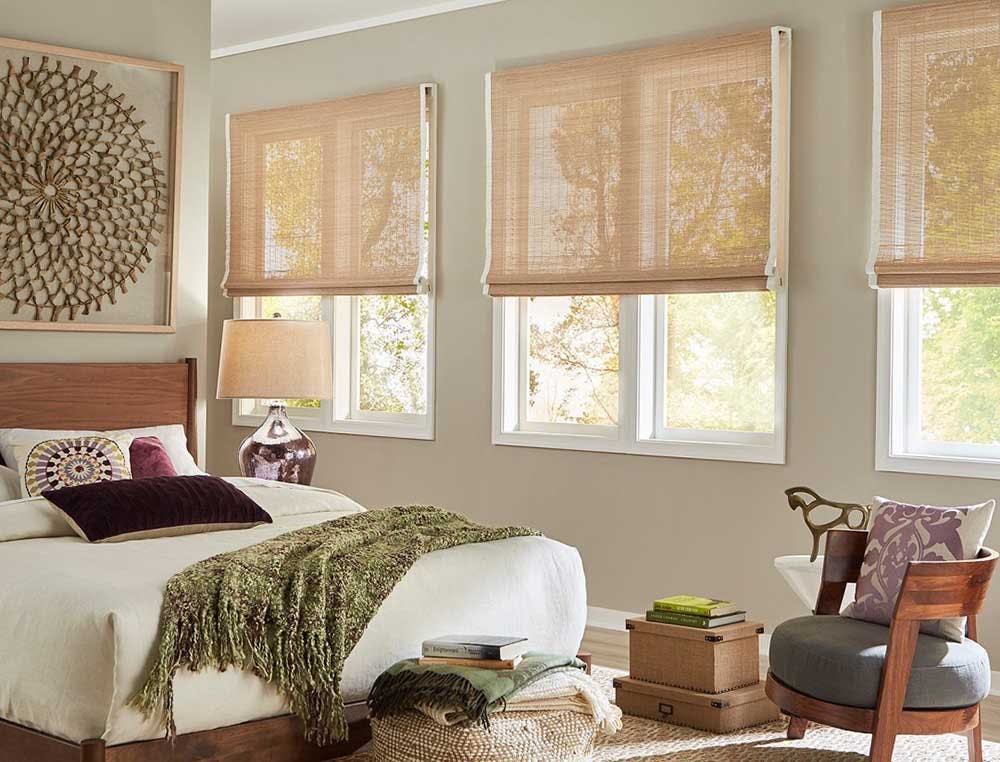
[130,506,540,746]
[369,653,585,728]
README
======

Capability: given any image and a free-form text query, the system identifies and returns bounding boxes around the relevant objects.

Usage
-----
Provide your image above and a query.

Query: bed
[0,359,588,762]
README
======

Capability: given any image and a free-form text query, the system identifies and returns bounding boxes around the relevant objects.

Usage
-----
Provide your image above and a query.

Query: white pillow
[0,465,19,503]
[0,424,202,477]
[106,425,203,476]
[6,431,134,498]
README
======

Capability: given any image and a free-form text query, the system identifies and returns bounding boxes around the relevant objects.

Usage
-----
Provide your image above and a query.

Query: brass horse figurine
[785,486,872,562]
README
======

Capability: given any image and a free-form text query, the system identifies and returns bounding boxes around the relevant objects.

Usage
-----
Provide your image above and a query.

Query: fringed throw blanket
[130,506,539,746]
[368,653,585,729]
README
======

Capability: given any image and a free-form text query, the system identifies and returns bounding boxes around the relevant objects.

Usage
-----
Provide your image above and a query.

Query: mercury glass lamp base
[238,404,317,485]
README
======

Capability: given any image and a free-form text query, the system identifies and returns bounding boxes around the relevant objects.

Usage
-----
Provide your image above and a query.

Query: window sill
[876,451,1000,481]
[492,428,784,464]
[233,412,434,441]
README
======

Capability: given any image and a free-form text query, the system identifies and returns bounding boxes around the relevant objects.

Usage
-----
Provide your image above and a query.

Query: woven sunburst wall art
[0,38,182,332]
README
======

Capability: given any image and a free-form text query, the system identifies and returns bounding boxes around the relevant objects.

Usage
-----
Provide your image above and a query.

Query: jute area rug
[343,666,1000,760]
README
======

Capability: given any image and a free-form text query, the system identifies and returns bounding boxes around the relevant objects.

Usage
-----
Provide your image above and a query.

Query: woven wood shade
[224,85,430,297]
[871,0,1000,287]
[484,28,790,296]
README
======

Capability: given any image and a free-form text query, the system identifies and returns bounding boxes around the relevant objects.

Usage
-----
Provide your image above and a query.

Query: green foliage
[361,125,421,271]
[925,49,1000,255]
[550,98,621,262]
[921,288,1000,445]
[670,79,771,261]
[527,78,774,430]
[358,295,428,414]
[665,291,775,432]
[917,50,1000,445]
[264,138,323,277]
[528,296,620,425]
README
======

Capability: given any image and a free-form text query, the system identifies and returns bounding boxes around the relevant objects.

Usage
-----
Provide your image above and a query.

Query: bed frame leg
[81,738,106,762]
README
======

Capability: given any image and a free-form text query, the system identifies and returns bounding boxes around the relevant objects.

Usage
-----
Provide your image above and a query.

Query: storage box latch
[711,700,727,709]
[658,702,673,717]
[705,634,724,643]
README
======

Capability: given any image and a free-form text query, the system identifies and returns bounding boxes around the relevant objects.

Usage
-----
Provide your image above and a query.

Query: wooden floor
[580,625,1000,742]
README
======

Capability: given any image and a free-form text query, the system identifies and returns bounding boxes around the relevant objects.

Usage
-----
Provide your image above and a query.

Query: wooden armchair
[765,529,998,762]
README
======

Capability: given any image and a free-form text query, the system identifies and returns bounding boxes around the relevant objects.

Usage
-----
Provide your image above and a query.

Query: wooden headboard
[1,358,198,458]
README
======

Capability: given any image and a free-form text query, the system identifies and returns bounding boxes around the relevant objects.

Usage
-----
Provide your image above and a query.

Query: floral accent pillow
[845,497,995,642]
[10,434,133,498]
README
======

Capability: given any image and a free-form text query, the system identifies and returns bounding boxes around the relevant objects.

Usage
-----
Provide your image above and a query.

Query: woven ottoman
[371,710,600,761]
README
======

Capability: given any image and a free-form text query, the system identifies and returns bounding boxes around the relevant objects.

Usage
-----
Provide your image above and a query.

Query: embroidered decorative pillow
[845,496,995,642]
[0,424,202,478]
[130,436,178,479]
[10,433,133,498]
[42,475,272,543]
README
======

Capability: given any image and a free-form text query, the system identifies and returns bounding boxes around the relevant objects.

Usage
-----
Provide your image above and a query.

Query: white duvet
[0,479,587,745]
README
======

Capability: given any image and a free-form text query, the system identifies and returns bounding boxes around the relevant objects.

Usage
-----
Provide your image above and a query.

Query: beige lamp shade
[217,319,333,400]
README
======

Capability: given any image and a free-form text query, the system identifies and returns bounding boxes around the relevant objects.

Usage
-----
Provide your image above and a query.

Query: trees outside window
[235,293,433,440]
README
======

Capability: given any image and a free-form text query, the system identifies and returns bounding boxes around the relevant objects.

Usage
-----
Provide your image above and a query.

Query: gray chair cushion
[769,616,990,710]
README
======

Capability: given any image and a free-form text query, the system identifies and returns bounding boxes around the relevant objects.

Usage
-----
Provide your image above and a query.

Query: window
[487,29,790,463]
[494,291,786,462]
[227,84,436,440]
[878,288,1000,477]
[234,293,434,439]
[873,2,1000,477]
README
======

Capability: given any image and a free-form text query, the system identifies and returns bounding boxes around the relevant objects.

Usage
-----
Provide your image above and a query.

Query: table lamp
[217,318,333,485]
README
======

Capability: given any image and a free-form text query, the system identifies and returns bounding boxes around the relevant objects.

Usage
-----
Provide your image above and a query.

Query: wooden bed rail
[1,713,372,762]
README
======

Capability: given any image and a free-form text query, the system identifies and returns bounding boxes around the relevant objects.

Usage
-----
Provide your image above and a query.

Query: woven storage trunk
[614,676,779,733]
[371,710,599,762]
[627,617,762,693]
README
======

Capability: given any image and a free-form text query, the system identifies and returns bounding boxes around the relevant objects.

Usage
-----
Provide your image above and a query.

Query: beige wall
[0,0,211,462]
[208,0,1000,655]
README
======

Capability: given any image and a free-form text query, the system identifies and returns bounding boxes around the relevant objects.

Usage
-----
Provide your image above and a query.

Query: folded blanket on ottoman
[416,664,622,733]
[369,653,621,735]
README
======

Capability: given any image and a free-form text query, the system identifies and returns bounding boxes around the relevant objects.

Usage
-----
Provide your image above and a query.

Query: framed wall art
[0,37,183,333]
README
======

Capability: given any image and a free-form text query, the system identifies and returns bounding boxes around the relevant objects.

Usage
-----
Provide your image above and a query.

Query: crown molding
[212,0,509,59]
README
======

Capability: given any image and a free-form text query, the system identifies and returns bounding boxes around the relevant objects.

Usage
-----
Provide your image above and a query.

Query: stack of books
[419,635,530,670]
[645,595,747,630]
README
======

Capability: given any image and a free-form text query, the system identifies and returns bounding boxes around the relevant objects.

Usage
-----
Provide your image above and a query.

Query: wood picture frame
[0,37,183,333]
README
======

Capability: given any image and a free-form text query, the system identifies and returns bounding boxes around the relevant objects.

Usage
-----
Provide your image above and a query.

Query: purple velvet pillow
[42,475,272,543]
[130,436,177,479]
[845,497,995,642]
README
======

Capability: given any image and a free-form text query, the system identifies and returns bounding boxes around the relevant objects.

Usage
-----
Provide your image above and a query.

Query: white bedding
[0,479,587,745]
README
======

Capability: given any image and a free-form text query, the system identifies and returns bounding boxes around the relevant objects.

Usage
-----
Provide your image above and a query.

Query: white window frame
[232,84,437,441]
[871,14,1000,479]
[487,30,789,464]
[876,288,1000,479]
[491,292,787,464]
[233,293,435,440]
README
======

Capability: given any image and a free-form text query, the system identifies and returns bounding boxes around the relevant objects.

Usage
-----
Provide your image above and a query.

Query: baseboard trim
[586,606,639,632]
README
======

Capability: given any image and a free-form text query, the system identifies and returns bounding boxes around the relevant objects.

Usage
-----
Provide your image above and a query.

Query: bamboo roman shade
[871,0,1000,287]
[484,28,791,296]
[225,85,431,297]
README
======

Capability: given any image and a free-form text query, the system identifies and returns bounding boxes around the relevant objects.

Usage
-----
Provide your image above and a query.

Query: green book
[653,595,740,617]
[645,609,747,629]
